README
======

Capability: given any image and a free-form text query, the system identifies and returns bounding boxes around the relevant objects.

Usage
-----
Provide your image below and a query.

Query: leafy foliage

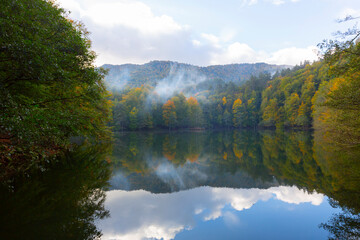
[0,0,111,166]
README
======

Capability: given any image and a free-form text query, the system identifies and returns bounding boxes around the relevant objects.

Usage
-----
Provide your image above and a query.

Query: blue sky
[57,0,360,66]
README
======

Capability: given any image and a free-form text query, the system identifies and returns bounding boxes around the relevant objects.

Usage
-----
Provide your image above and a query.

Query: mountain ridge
[102,60,291,90]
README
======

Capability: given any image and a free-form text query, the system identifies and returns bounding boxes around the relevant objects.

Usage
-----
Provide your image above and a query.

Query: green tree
[112,101,128,131]
[232,99,244,128]
[129,107,139,130]
[187,96,203,127]
[223,110,232,128]
[171,94,189,127]
[315,22,360,145]
[285,93,300,127]
[0,0,111,165]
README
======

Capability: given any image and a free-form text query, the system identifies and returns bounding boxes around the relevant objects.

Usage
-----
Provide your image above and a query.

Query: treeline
[108,62,321,130]
[110,38,360,142]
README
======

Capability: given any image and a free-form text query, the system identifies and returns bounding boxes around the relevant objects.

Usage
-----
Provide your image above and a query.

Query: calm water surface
[1,130,359,239]
[99,130,360,240]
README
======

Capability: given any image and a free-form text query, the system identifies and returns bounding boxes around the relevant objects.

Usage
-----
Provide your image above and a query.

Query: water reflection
[107,130,360,239]
[110,131,278,192]
[0,145,111,240]
[1,130,358,239]
[99,186,323,240]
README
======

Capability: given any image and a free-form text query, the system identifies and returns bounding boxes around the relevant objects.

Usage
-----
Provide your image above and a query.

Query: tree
[0,0,111,165]
[315,19,360,145]
[112,101,128,131]
[129,107,139,130]
[223,110,232,128]
[285,93,300,127]
[162,100,177,129]
[171,94,188,127]
[247,98,257,127]
[261,98,278,127]
[222,97,227,105]
[187,96,203,127]
[232,99,244,128]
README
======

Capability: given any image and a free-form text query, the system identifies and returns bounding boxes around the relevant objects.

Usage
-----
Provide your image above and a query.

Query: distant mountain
[102,60,290,90]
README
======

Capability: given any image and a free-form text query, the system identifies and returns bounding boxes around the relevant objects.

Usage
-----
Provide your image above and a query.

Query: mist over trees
[109,30,360,145]
[108,64,316,130]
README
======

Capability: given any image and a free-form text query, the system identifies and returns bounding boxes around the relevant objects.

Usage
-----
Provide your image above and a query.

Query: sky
[56,0,360,66]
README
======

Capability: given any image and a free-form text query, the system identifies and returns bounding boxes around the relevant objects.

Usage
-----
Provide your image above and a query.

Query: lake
[1,130,359,239]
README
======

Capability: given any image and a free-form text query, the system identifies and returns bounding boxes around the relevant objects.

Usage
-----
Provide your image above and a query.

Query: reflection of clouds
[149,159,208,191]
[98,186,324,240]
[271,186,323,206]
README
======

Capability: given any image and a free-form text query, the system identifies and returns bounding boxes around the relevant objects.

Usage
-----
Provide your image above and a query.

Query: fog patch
[105,68,130,91]
[147,63,207,103]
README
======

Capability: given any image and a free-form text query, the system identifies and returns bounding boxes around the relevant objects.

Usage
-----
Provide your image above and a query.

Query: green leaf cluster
[0,0,111,165]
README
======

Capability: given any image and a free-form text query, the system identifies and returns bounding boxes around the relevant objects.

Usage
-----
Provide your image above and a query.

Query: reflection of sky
[98,186,329,240]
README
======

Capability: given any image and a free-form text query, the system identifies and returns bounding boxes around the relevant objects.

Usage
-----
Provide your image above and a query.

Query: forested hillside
[102,61,288,90]
[109,37,360,146]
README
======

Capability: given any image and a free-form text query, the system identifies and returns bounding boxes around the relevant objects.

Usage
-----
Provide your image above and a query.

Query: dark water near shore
[1,130,359,239]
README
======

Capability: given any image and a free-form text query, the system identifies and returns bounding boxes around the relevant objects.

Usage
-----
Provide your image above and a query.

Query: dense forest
[0,0,111,177]
[108,37,360,148]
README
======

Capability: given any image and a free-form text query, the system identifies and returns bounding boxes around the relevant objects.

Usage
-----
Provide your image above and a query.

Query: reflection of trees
[111,130,360,239]
[0,145,111,240]
[111,132,152,175]
[319,200,360,240]
[261,130,326,190]
[112,132,206,174]
[260,130,360,239]
[314,131,360,213]
[313,131,360,239]
[163,135,177,161]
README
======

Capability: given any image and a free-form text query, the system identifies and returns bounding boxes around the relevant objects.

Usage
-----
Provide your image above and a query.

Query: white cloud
[209,42,264,65]
[266,46,319,65]
[270,186,323,205]
[201,33,221,47]
[98,186,324,240]
[208,42,317,66]
[249,0,259,5]
[57,0,218,66]
[56,0,316,66]
[83,1,184,35]
[271,0,285,5]
[58,0,186,35]
[242,0,300,7]
[241,0,259,7]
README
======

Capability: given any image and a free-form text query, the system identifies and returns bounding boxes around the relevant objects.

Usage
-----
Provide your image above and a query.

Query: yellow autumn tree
[162,100,177,129]
[232,99,243,128]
